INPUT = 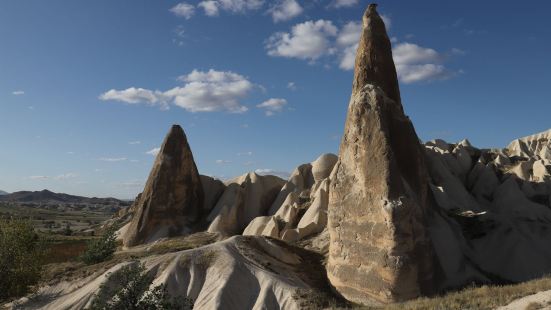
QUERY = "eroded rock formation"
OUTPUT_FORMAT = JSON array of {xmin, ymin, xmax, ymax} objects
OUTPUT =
[
  {"xmin": 326, "ymin": 4, "xmax": 434, "ymax": 305},
  {"xmin": 122, "ymin": 125, "xmax": 204, "ymax": 247},
  {"xmin": 243, "ymin": 153, "xmax": 338, "ymax": 243}
]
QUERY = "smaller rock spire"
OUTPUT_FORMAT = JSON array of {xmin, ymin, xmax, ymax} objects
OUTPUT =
[
  {"xmin": 352, "ymin": 3, "xmax": 401, "ymax": 105},
  {"xmin": 123, "ymin": 124, "xmax": 204, "ymax": 247}
]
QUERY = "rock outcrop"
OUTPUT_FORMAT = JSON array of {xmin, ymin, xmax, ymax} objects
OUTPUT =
[
  {"xmin": 11, "ymin": 235, "xmax": 335, "ymax": 310},
  {"xmin": 507, "ymin": 129, "xmax": 551, "ymax": 161},
  {"xmin": 206, "ymin": 172, "xmax": 285, "ymax": 236},
  {"xmin": 243, "ymin": 153, "xmax": 337, "ymax": 244},
  {"xmin": 425, "ymin": 132, "xmax": 551, "ymax": 289},
  {"xmin": 326, "ymin": 4, "xmax": 434, "ymax": 305},
  {"xmin": 122, "ymin": 125, "xmax": 204, "ymax": 247}
]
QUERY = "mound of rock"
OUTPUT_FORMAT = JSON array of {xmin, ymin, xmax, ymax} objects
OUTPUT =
[
  {"xmin": 243, "ymin": 153, "xmax": 337, "ymax": 243},
  {"xmin": 425, "ymin": 131, "xmax": 551, "ymax": 289},
  {"xmin": 122, "ymin": 125, "xmax": 204, "ymax": 247},
  {"xmin": 206, "ymin": 172, "xmax": 286, "ymax": 236},
  {"xmin": 11, "ymin": 236, "xmax": 334, "ymax": 310}
]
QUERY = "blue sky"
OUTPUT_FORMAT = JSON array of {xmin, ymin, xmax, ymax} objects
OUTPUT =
[{"xmin": 1, "ymin": 0, "xmax": 550, "ymax": 198}]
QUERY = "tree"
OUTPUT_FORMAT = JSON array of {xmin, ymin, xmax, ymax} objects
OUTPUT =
[
  {"xmin": 90, "ymin": 262, "xmax": 193, "ymax": 310},
  {"xmin": 80, "ymin": 225, "xmax": 117, "ymax": 265},
  {"xmin": 0, "ymin": 218, "xmax": 45, "ymax": 302}
]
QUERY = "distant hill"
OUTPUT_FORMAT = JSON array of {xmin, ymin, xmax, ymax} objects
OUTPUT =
[
  {"xmin": 0, "ymin": 190, "xmax": 8, "ymax": 195},
  {"xmin": 0, "ymin": 189, "xmax": 130, "ymax": 206}
]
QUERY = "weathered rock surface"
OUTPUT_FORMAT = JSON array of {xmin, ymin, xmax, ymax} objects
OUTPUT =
[
  {"xmin": 122, "ymin": 125, "xmax": 204, "ymax": 247},
  {"xmin": 11, "ymin": 236, "xmax": 334, "ymax": 310},
  {"xmin": 507, "ymin": 129, "xmax": 551, "ymax": 161},
  {"xmin": 424, "ymin": 132, "xmax": 551, "ymax": 289},
  {"xmin": 207, "ymin": 172, "xmax": 285, "ymax": 236},
  {"xmin": 243, "ymin": 153, "xmax": 338, "ymax": 243},
  {"xmin": 326, "ymin": 4, "xmax": 434, "ymax": 305}
]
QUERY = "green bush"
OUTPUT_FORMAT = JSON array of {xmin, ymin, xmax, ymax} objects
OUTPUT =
[
  {"xmin": 81, "ymin": 225, "xmax": 117, "ymax": 265},
  {"xmin": 90, "ymin": 262, "xmax": 193, "ymax": 310},
  {"xmin": 0, "ymin": 218, "xmax": 45, "ymax": 302}
]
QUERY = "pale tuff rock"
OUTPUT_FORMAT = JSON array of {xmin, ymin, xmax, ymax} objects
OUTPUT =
[
  {"xmin": 242, "ymin": 154, "xmax": 337, "ymax": 243},
  {"xmin": 507, "ymin": 128, "xmax": 551, "ymax": 160},
  {"xmin": 326, "ymin": 3, "xmax": 434, "ymax": 305},
  {"xmin": 207, "ymin": 172, "xmax": 285, "ymax": 236},
  {"xmin": 122, "ymin": 125, "xmax": 204, "ymax": 247},
  {"xmin": 12, "ymin": 236, "xmax": 326, "ymax": 310},
  {"xmin": 424, "ymin": 134, "xmax": 551, "ymax": 289}
]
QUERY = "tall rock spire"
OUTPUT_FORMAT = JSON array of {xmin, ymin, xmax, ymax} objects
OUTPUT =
[
  {"xmin": 123, "ymin": 124, "xmax": 204, "ymax": 247},
  {"xmin": 327, "ymin": 3, "xmax": 434, "ymax": 305},
  {"xmin": 352, "ymin": 4, "xmax": 401, "ymax": 105}
]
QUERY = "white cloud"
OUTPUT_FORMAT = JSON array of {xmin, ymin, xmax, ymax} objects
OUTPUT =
[
  {"xmin": 266, "ymin": 20, "xmax": 337, "ymax": 61},
  {"xmin": 198, "ymin": 0, "xmax": 263, "ymax": 16},
  {"xmin": 392, "ymin": 42, "xmax": 458, "ymax": 83},
  {"xmin": 168, "ymin": 69, "xmax": 252, "ymax": 113},
  {"xmin": 331, "ymin": 20, "xmax": 461, "ymax": 83},
  {"xmin": 287, "ymin": 82, "xmax": 297, "ymax": 90},
  {"xmin": 170, "ymin": 2, "xmax": 195, "ymax": 19},
  {"xmin": 146, "ymin": 147, "xmax": 160, "ymax": 156},
  {"xmin": 336, "ymin": 21, "xmax": 361, "ymax": 46},
  {"xmin": 99, "ymin": 157, "xmax": 127, "ymax": 162},
  {"xmin": 216, "ymin": 159, "xmax": 232, "ymax": 164},
  {"xmin": 218, "ymin": 0, "xmax": 264, "ymax": 13},
  {"xmin": 392, "ymin": 43, "xmax": 442, "ymax": 66},
  {"xmin": 12, "ymin": 90, "xmax": 25, "ymax": 96},
  {"xmin": 332, "ymin": 0, "xmax": 358, "ymax": 8},
  {"xmin": 381, "ymin": 14, "xmax": 392, "ymax": 29},
  {"xmin": 395, "ymin": 64, "xmax": 451, "ymax": 84},
  {"xmin": 28, "ymin": 173, "xmax": 77, "ymax": 181},
  {"xmin": 54, "ymin": 173, "xmax": 78, "ymax": 180},
  {"xmin": 198, "ymin": 1, "xmax": 220, "ymax": 16},
  {"xmin": 99, "ymin": 87, "xmax": 169, "ymax": 110},
  {"xmin": 128, "ymin": 141, "xmax": 141, "ymax": 145},
  {"xmin": 329, "ymin": 0, "xmax": 359, "ymax": 8},
  {"xmin": 100, "ymin": 69, "xmax": 255, "ymax": 113},
  {"xmin": 336, "ymin": 21, "xmax": 361, "ymax": 70},
  {"xmin": 338, "ymin": 43, "xmax": 358, "ymax": 70},
  {"xmin": 269, "ymin": 0, "xmax": 303, "ymax": 22},
  {"xmin": 117, "ymin": 180, "xmax": 144, "ymax": 188},
  {"xmin": 237, "ymin": 151, "xmax": 253, "ymax": 156},
  {"xmin": 268, "ymin": 14, "xmax": 462, "ymax": 86},
  {"xmin": 256, "ymin": 98, "xmax": 287, "ymax": 116},
  {"xmin": 254, "ymin": 169, "xmax": 290, "ymax": 179}
]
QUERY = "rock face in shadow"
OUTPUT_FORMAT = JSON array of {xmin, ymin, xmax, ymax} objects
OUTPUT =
[
  {"xmin": 123, "ymin": 125, "xmax": 204, "ymax": 247},
  {"xmin": 326, "ymin": 4, "xmax": 434, "ymax": 305}
]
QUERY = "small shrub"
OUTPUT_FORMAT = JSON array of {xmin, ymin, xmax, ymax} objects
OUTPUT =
[
  {"xmin": 80, "ymin": 225, "xmax": 117, "ymax": 265},
  {"xmin": 0, "ymin": 218, "xmax": 45, "ymax": 302},
  {"xmin": 90, "ymin": 262, "xmax": 193, "ymax": 310},
  {"xmin": 63, "ymin": 223, "xmax": 73, "ymax": 236}
]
